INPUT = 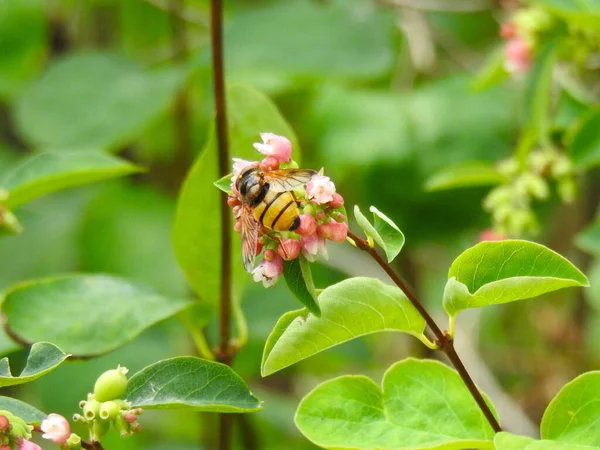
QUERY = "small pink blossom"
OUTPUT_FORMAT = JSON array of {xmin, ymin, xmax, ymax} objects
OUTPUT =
[
  {"xmin": 259, "ymin": 156, "xmax": 280, "ymax": 172},
  {"xmin": 253, "ymin": 133, "xmax": 292, "ymax": 163},
  {"xmin": 0, "ymin": 415, "xmax": 8, "ymax": 431},
  {"xmin": 307, "ymin": 174, "xmax": 336, "ymax": 204},
  {"xmin": 278, "ymin": 239, "xmax": 301, "ymax": 260},
  {"xmin": 296, "ymin": 214, "xmax": 317, "ymax": 236},
  {"xmin": 124, "ymin": 412, "xmax": 137, "ymax": 423},
  {"xmin": 327, "ymin": 193, "xmax": 344, "ymax": 209},
  {"xmin": 500, "ymin": 21, "xmax": 516, "ymax": 39},
  {"xmin": 252, "ymin": 255, "xmax": 284, "ymax": 288},
  {"xmin": 329, "ymin": 221, "xmax": 348, "ymax": 243},
  {"xmin": 479, "ymin": 229, "xmax": 505, "ymax": 242},
  {"xmin": 227, "ymin": 196, "xmax": 240, "ymax": 207},
  {"xmin": 300, "ymin": 233, "xmax": 328, "ymax": 262},
  {"xmin": 505, "ymin": 37, "xmax": 532, "ymax": 72},
  {"xmin": 41, "ymin": 413, "xmax": 70, "ymax": 444},
  {"xmin": 16, "ymin": 439, "xmax": 41, "ymax": 450}
]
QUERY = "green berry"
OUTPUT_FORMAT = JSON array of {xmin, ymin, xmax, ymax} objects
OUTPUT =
[
  {"xmin": 93, "ymin": 366, "xmax": 129, "ymax": 402},
  {"xmin": 99, "ymin": 401, "xmax": 120, "ymax": 421},
  {"xmin": 83, "ymin": 399, "xmax": 101, "ymax": 420}
]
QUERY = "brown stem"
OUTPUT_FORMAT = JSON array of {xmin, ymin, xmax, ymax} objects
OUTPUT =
[
  {"xmin": 81, "ymin": 441, "xmax": 105, "ymax": 450},
  {"xmin": 346, "ymin": 229, "xmax": 502, "ymax": 433},
  {"xmin": 210, "ymin": 0, "xmax": 235, "ymax": 448}
]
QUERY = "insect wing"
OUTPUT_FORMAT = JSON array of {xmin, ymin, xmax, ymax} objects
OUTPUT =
[
  {"xmin": 240, "ymin": 207, "xmax": 260, "ymax": 272},
  {"xmin": 263, "ymin": 169, "xmax": 316, "ymax": 192}
]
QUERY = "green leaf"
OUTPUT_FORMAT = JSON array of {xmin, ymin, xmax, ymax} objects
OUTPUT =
[
  {"xmin": 213, "ymin": 173, "xmax": 234, "ymax": 195},
  {"xmin": 444, "ymin": 240, "xmax": 589, "ymax": 316},
  {"xmin": 295, "ymin": 358, "xmax": 497, "ymax": 450},
  {"xmin": 524, "ymin": 41, "xmax": 558, "ymax": 145},
  {"xmin": 494, "ymin": 432, "xmax": 595, "ymax": 450},
  {"xmin": 282, "ymin": 255, "xmax": 320, "ymax": 317},
  {"xmin": 0, "ymin": 397, "xmax": 46, "ymax": 424},
  {"xmin": 472, "ymin": 47, "xmax": 510, "ymax": 92},
  {"xmin": 0, "ymin": 151, "xmax": 141, "ymax": 209},
  {"xmin": 570, "ymin": 109, "xmax": 600, "ymax": 169},
  {"xmin": 173, "ymin": 83, "xmax": 301, "ymax": 305},
  {"xmin": 353, "ymin": 205, "xmax": 405, "ymax": 263},
  {"xmin": 541, "ymin": 371, "xmax": 600, "ymax": 446},
  {"xmin": 125, "ymin": 357, "xmax": 262, "ymax": 412},
  {"xmin": 425, "ymin": 162, "xmax": 507, "ymax": 192},
  {"xmin": 2, "ymin": 275, "xmax": 195, "ymax": 357},
  {"xmin": 0, "ymin": 342, "xmax": 68, "ymax": 388},
  {"xmin": 262, "ymin": 277, "xmax": 426, "ymax": 376},
  {"xmin": 15, "ymin": 52, "xmax": 187, "ymax": 149}
]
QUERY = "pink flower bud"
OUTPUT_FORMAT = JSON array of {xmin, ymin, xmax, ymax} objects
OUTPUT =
[
  {"xmin": 300, "ymin": 233, "xmax": 328, "ymax": 262},
  {"xmin": 278, "ymin": 239, "xmax": 301, "ymax": 260},
  {"xmin": 16, "ymin": 439, "xmax": 41, "ymax": 450},
  {"xmin": 253, "ymin": 133, "xmax": 293, "ymax": 163},
  {"xmin": 505, "ymin": 37, "xmax": 532, "ymax": 72},
  {"xmin": 307, "ymin": 174, "xmax": 336, "ymax": 204},
  {"xmin": 124, "ymin": 413, "xmax": 137, "ymax": 423},
  {"xmin": 41, "ymin": 413, "xmax": 70, "ymax": 444},
  {"xmin": 0, "ymin": 445, "xmax": 12, "ymax": 450},
  {"xmin": 296, "ymin": 214, "xmax": 317, "ymax": 236},
  {"xmin": 327, "ymin": 193, "xmax": 344, "ymax": 209},
  {"xmin": 0, "ymin": 415, "xmax": 9, "ymax": 431},
  {"xmin": 264, "ymin": 249, "xmax": 277, "ymax": 261},
  {"xmin": 479, "ymin": 229, "xmax": 505, "ymax": 242},
  {"xmin": 329, "ymin": 221, "xmax": 348, "ymax": 243},
  {"xmin": 317, "ymin": 222, "xmax": 334, "ymax": 239},
  {"xmin": 500, "ymin": 21, "xmax": 516, "ymax": 39},
  {"xmin": 316, "ymin": 211, "xmax": 326, "ymax": 221},
  {"xmin": 259, "ymin": 156, "xmax": 280, "ymax": 172},
  {"xmin": 227, "ymin": 196, "xmax": 240, "ymax": 207},
  {"xmin": 234, "ymin": 221, "xmax": 242, "ymax": 233},
  {"xmin": 256, "ymin": 241, "xmax": 264, "ymax": 255}
]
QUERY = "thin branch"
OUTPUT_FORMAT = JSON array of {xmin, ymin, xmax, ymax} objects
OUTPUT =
[
  {"xmin": 81, "ymin": 441, "xmax": 105, "ymax": 450},
  {"xmin": 210, "ymin": 0, "xmax": 235, "ymax": 448},
  {"xmin": 346, "ymin": 230, "xmax": 502, "ymax": 433}
]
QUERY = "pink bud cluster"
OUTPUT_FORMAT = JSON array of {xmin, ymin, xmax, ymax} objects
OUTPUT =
[
  {"xmin": 500, "ymin": 20, "xmax": 532, "ymax": 73},
  {"xmin": 229, "ymin": 133, "xmax": 348, "ymax": 288}
]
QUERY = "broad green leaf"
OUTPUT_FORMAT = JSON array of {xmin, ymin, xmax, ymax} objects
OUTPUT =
[
  {"xmin": 15, "ymin": 52, "xmax": 187, "ymax": 149},
  {"xmin": 282, "ymin": 255, "xmax": 320, "ymax": 317},
  {"xmin": 173, "ymin": 83, "xmax": 301, "ymax": 305},
  {"xmin": 541, "ymin": 371, "xmax": 600, "ymax": 446},
  {"xmin": 262, "ymin": 278, "xmax": 426, "ymax": 376},
  {"xmin": 425, "ymin": 163, "xmax": 507, "ymax": 191},
  {"xmin": 0, "ymin": 342, "xmax": 68, "ymax": 388},
  {"xmin": 444, "ymin": 240, "xmax": 588, "ymax": 316},
  {"xmin": 295, "ymin": 358, "xmax": 497, "ymax": 450},
  {"xmin": 353, "ymin": 206, "xmax": 405, "ymax": 262},
  {"xmin": 472, "ymin": 47, "xmax": 509, "ymax": 92},
  {"xmin": 125, "ymin": 357, "xmax": 262, "ymax": 412},
  {"xmin": 570, "ymin": 109, "xmax": 600, "ymax": 169},
  {"xmin": 0, "ymin": 0, "xmax": 46, "ymax": 100},
  {"xmin": 524, "ymin": 41, "xmax": 558, "ymax": 145},
  {"xmin": 0, "ymin": 397, "xmax": 46, "ymax": 424},
  {"xmin": 494, "ymin": 432, "xmax": 596, "ymax": 450},
  {"xmin": 0, "ymin": 151, "xmax": 141, "ymax": 209},
  {"xmin": 2, "ymin": 275, "xmax": 196, "ymax": 357},
  {"xmin": 213, "ymin": 173, "xmax": 234, "ymax": 195}
]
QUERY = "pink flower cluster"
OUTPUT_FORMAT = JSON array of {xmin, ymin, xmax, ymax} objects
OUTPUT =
[
  {"xmin": 0, "ymin": 412, "xmax": 71, "ymax": 450},
  {"xmin": 229, "ymin": 133, "xmax": 348, "ymax": 288},
  {"xmin": 500, "ymin": 21, "xmax": 532, "ymax": 73}
]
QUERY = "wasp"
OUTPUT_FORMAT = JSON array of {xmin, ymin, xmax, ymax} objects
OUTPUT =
[{"xmin": 234, "ymin": 166, "xmax": 316, "ymax": 272}]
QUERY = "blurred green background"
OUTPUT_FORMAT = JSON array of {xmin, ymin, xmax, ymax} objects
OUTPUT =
[{"xmin": 0, "ymin": 0, "xmax": 597, "ymax": 448}]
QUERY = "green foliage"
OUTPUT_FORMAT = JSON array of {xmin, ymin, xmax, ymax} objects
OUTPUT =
[
  {"xmin": 261, "ymin": 278, "xmax": 426, "ymax": 376},
  {"xmin": 173, "ymin": 83, "xmax": 301, "ymax": 306},
  {"xmin": 125, "ymin": 357, "xmax": 262, "ymax": 412},
  {"xmin": 282, "ymin": 255, "xmax": 320, "ymax": 317},
  {"xmin": 0, "ymin": 397, "xmax": 46, "ymax": 424},
  {"xmin": 2, "ymin": 275, "xmax": 196, "ymax": 357},
  {"xmin": 295, "ymin": 358, "xmax": 497, "ymax": 450},
  {"xmin": 425, "ymin": 162, "xmax": 508, "ymax": 192},
  {"xmin": 569, "ymin": 109, "xmax": 600, "ymax": 169},
  {"xmin": 15, "ymin": 52, "xmax": 188, "ymax": 149},
  {"xmin": 0, "ymin": 342, "xmax": 68, "ymax": 387},
  {"xmin": 353, "ymin": 206, "xmax": 405, "ymax": 262},
  {"xmin": 443, "ymin": 240, "xmax": 588, "ymax": 316},
  {"xmin": 0, "ymin": 151, "xmax": 141, "ymax": 209}
]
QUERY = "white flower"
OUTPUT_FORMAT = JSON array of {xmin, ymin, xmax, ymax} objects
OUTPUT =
[
  {"xmin": 41, "ymin": 413, "xmax": 70, "ymax": 444},
  {"xmin": 253, "ymin": 133, "xmax": 292, "ymax": 163},
  {"xmin": 306, "ymin": 174, "xmax": 336, "ymax": 204},
  {"xmin": 251, "ymin": 256, "xmax": 283, "ymax": 288},
  {"xmin": 300, "ymin": 233, "xmax": 328, "ymax": 262}
]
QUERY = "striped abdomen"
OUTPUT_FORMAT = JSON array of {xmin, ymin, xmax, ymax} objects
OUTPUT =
[{"xmin": 252, "ymin": 189, "xmax": 300, "ymax": 232}]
